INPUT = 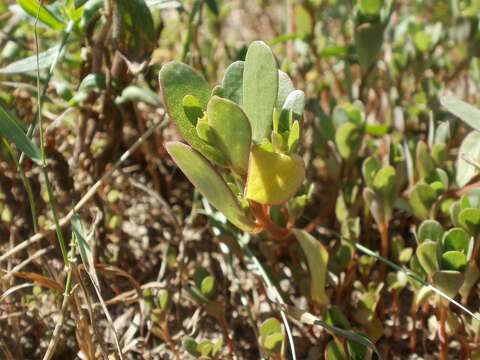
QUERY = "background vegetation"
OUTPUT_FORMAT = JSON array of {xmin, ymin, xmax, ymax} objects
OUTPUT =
[{"xmin": 1, "ymin": 0, "xmax": 480, "ymax": 359}]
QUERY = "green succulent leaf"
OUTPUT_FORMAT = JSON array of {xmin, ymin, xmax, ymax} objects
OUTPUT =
[
  {"xmin": 416, "ymin": 240, "xmax": 439, "ymax": 276},
  {"xmin": 206, "ymin": 96, "xmax": 252, "ymax": 175},
  {"xmin": 362, "ymin": 156, "xmax": 381, "ymax": 188},
  {"xmin": 325, "ymin": 340, "xmax": 347, "ymax": 360},
  {"xmin": 200, "ymin": 276, "xmax": 216, "ymax": 298},
  {"xmin": 263, "ymin": 332, "xmax": 284, "ymax": 352},
  {"xmin": 281, "ymin": 90, "xmax": 305, "ymax": 121},
  {"xmin": 417, "ymin": 219, "xmax": 444, "ymax": 244},
  {"xmin": 442, "ymin": 228, "xmax": 471, "ymax": 253},
  {"xmin": 372, "ymin": 165, "xmax": 396, "ymax": 209},
  {"xmin": 293, "ymin": 229, "xmax": 330, "ymax": 306},
  {"xmin": 277, "ymin": 70, "xmax": 295, "ymax": 109},
  {"xmin": 459, "ymin": 263, "xmax": 480, "ymax": 299},
  {"xmin": 324, "ymin": 306, "xmax": 351, "ymax": 330},
  {"xmin": 160, "ymin": 62, "xmax": 227, "ymax": 166},
  {"xmin": 182, "ymin": 94, "xmax": 204, "ymax": 125},
  {"xmin": 416, "ymin": 141, "xmax": 434, "ymax": 180},
  {"xmin": 183, "ymin": 336, "xmax": 200, "ymax": 357},
  {"xmin": 115, "ymin": 85, "xmax": 162, "ymax": 107},
  {"xmin": 165, "ymin": 142, "xmax": 255, "ymax": 232},
  {"xmin": 441, "ymin": 96, "xmax": 480, "ymax": 132},
  {"xmin": 245, "ymin": 145, "xmax": 305, "ymax": 205},
  {"xmin": 222, "ymin": 61, "xmax": 244, "ymax": 105},
  {"xmin": 197, "ymin": 340, "xmax": 214, "ymax": 357},
  {"xmin": 456, "ymin": 131, "xmax": 480, "ymax": 188},
  {"xmin": 408, "ymin": 182, "xmax": 437, "ymax": 220},
  {"xmin": 441, "ymin": 251, "xmax": 467, "ymax": 271},
  {"xmin": 260, "ymin": 317, "xmax": 282, "ymax": 337},
  {"xmin": 433, "ymin": 271, "xmax": 464, "ymax": 298},
  {"xmin": 459, "ymin": 208, "xmax": 480, "ymax": 236},
  {"xmin": 335, "ymin": 122, "xmax": 364, "ymax": 162},
  {"xmin": 363, "ymin": 187, "xmax": 384, "ymax": 225},
  {"xmin": 243, "ymin": 41, "xmax": 279, "ymax": 143},
  {"xmin": 354, "ymin": 20, "xmax": 384, "ymax": 71},
  {"xmin": 358, "ymin": 0, "xmax": 382, "ymax": 16},
  {"xmin": 113, "ymin": 0, "xmax": 155, "ymax": 63}
]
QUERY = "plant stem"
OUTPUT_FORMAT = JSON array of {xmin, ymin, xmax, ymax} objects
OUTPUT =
[
  {"xmin": 379, "ymin": 221, "xmax": 389, "ymax": 280},
  {"xmin": 438, "ymin": 304, "xmax": 448, "ymax": 360}
]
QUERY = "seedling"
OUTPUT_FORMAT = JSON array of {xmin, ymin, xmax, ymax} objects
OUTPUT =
[{"xmin": 160, "ymin": 41, "xmax": 306, "ymax": 238}]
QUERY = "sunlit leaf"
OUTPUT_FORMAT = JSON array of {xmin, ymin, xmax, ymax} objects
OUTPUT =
[
  {"xmin": 456, "ymin": 131, "xmax": 480, "ymax": 188},
  {"xmin": 17, "ymin": 0, "xmax": 64, "ymax": 30},
  {"xmin": 441, "ymin": 96, "xmax": 480, "ymax": 132},
  {"xmin": 243, "ymin": 41, "xmax": 278, "ymax": 143},
  {"xmin": 245, "ymin": 145, "xmax": 305, "ymax": 205},
  {"xmin": 293, "ymin": 229, "xmax": 330, "ymax": 306},
  {"xmin": 206, "ymin": 96, "xmax": 252, "ymax": 175},
  {"xmin": 159, "ymin": 62, "xmax": 227, "ymax": 165},
  {"xmin": 165, "ymin": 142, "xmax": 255, "ymax": 232},
  {"xmin": 0, "ymin": 101, "xmax": 42, "ymax": 165},
  {"xmin": 222, "ymin": 61, "xmax": 244, "ymax": 105}
]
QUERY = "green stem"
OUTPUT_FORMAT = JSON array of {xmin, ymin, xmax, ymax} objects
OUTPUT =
[{"xmin": 42, "ymin": 167, "xmax": 69, "ymax": 265}]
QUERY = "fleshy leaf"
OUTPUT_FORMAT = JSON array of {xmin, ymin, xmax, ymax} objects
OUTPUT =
[
  {"xmin": 243, "ymin": 41, "xmax": 279, "ymax": 143},
  {"xmin": 206, "ymin": 96, "xmax": 252, "ymax": 175},
  {"xmin": 416, "ymin": 140, "xmax": 434, "ymax": 179},
  {"xmin": 165, "ymin": 142, "xmax": 255, "ymax": 232},
  {"xmin": 245, "ymin": 145, "xmax": 305, "ymax": 205},
  {"xmin": 363, "ymin": 187, "xmax": 384, "ymax": 225},
  {"xmin": 459, "ymin": 208, "xmax": 480, "ymax": 236},
  {"xmin": 416, "ymin": 240, "xmax": 439, "ymax": 276},
  {"xmin": 372, "ymin": 165, "xmax": 396, "ymax": 210},
  {"xmin": 335, "ymin": 121, "xmax": 364, "ymax": 162},
  {"xmin": 433, "ymin": 271, "xmax": 464, "ymax": 298},
  {"xmin": 417, "ymin": 219, "xmax": 444, "ymax": 244},
  {"xmin": 441, "ymin": 251, "xmax": 467, "ymax": 271},
  {"xmin": 277, "ymin": 70, "xmax": 295, "ymax": 109},
  {"xmin": 113, "ymin": 0, "xmax": 155, "ymax": 63},
  {"xmin": 459, "ymin": 263, "xmax": 480, "ymax": 299},
  {"xmin": 362, "ymin": 156, "xmax": 381, "ymax": 188},
  {"xmin": 159, "ymin": 62, "xmax": 227, "ymax": 165},
  {"xmin": 456, "ymin": 131, "xmax": 480, "ymax": 188},
  {"xmin": 325, "ymin": 340, "xmax": 347, "ymax": 360},
  {"xmin": 443, "ymin": 228, "xmax": 471, "ymax": 253},
  {"xmin": 182, "ymin": 95, "xmax": 204, "ymax": 125},
  {"xmin": 354, "ymin": 21, "xmax": 384, "ymax": 71},
  {"xmin": 441, "ymin": 96, "xmax": 480, "ymax": 132},
  {"xmin": 408, "ymin": 182, "xmax": 437, "ymax": 220},
  {"xmin": 222, "ymin": 61, "xmax": 244, "ymax": 105},
  {"xmin": 293, "ymin": 229, "xmax": 330, "ymax": 306}
]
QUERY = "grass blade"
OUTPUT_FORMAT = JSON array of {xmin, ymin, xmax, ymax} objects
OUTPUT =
[{"xmin": 0, "ymin": 101, "xmax": 42, "ymax": 164}]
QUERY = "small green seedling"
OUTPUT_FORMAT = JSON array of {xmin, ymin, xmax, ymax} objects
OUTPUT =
[
  {"xmin": 259, "ymin": 317, "xmax": 285, "ymax": 359},
  {"xmin": 183, "ymin": 336, "xmax": 223, "ymax": 359},
  {"xmin": 160, "ymin": 41, "xmax": 306, "ymax": 236}
]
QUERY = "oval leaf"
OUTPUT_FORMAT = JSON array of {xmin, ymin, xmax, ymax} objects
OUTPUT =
[
  {"xmin": 293, "ymin": 229, "xmax": 330, "ymax": 306},
  {"xmin": 245, "ymin": 145, "xmax": 305, "ymax": 205},
  {"xmin": 456, "ymin": 131, "xmax": 480, "ymax": 188},
  {"xmin": 441, "ymin": 96, "xmax": 480, "ymax": 132},
  {"xmin": 206, "ymin": 96, "xmax": 252, "ymax": 175},
  {"xmin": 159, "ymin": 62, "xmax": 227, "ymax": 166},
  {"xmin": 243, "ymin": 41, "xmax": 278, "ymax": 143},
  {"xmin": 222, "ymin": 60, "xmax": 244, "ymax": 105},
  {"xmin": 165, "ymin": 142, "xmax": 255, "ymax": 232}
]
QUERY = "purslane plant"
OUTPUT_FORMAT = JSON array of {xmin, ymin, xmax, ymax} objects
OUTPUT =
[{"xmin": 160, "ymin": 41, "xmax": 306, "ymax": 238}]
